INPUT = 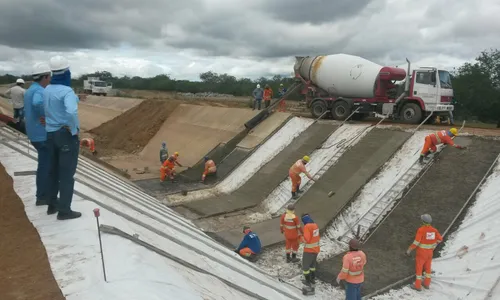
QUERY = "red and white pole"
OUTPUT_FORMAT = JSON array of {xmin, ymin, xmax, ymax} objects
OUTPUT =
[{"xmin": 93, "ymin": 208, "xmax": 107, "ymax": 282}]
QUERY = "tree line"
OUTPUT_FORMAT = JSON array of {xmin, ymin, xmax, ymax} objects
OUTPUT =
[{"xmin": 0, "ymin": 49, "xmax": 498, "ymax": 123}]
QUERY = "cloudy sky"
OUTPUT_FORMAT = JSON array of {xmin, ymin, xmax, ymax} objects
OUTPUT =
[{"xmin": 0, "ymin": 0, "xmax": 498, "ymax": 80}]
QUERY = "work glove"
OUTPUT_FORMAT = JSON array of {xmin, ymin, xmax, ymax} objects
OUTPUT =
[
  {"xmin": 336, "ymin": 276, "xmax": 341, "ymax": 285},
  {"xmin": 406, "ymin": 249, "xmax": 412, "ymax": 256}
]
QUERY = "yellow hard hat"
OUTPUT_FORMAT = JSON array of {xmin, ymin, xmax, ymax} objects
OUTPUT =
[
  {"xmin": 174, "ymin": 151, "xmax": 179, "ymax": 156},
  {"xmin": 449, "ymin": 128, "xmax": 458, "ymax": 136},
  {"xmin": 302, "ymin": 155, "xmax": 310, "ymax": 162}
]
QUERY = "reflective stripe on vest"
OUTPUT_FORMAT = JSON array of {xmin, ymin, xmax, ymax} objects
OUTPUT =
[
  {"xmin": 433, "ymin": 133, "xmax": 442, "ymax": 144},
  {"xmin": 305, "ymin": 242, "xmax": 319, "ymax": 248},
  {"xmin": 283, "ymin": 225, "xmax": 299, "ymax": 230},
  {"xmin": 413, "ymin": 240, "xmax": 438, "ymax": 249},
  {"xmin": 341, "ymin": 267, "xmax": 363, "ymax": 276}
]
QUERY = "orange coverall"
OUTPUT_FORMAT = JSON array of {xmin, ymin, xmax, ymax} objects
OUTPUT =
[
  {"xmin": 160, "ymin": 154, "xmax": 181, "ymax": 182},
  {"xmin": 409, "ymin": 225, "xmax": 443, "ymax": 289},
  {"xmin": 302, "ymin": 222, "xmax": 320, "ymax": 277},
  {"xmin": 421, "ymin": 130, "xmax": 459, "ymax": 156},
  {"xmin": 263, "ymin": 88, "xmax": 273, "ymax": 101},
  {"xmin": 338, "ymin": 250, "xmax": 367, "ymax": 284},
  {"xmin": 80, "ymin": 138, "xmax": 95, "ymax": 153},
  {"xmin": 202, "ymin": 159, "xmax": 217, "ymax": 181},
  {"xmin": 280, "ymin": 212, "xmax": 303, "ymax": 255},
  {"xmin": 289, "ymin": 159, "xmax": 313, "ymax": 193}
]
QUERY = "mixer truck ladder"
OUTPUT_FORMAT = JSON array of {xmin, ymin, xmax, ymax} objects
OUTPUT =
[{"xmin": 269, "ymin": 81, "xmax": 301, "ymax": 112}]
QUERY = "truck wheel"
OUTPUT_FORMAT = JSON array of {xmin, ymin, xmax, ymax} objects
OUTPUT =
[
  {"xmin": 400, "ymin": 103, "xmax": 422, "ymax": 124},
  {"xmin": 332, "ymin": 101, "xmax": 351, "ymax": 120},
  {"xmin": 103, "ymin": 93, "xmax": 107, "ymax": 97},
  {"xmin": 311, "ymin": 100, "xmax": 328, "ymax": 119}
]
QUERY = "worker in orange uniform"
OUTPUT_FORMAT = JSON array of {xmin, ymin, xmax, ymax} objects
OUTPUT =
[
  {"xmin": 406, "ymin": 214, "xmax": 443, "ymax": 291},
  {"xmin": 336, "ymin": 239, "xmax": 367, "ymax": 300},
  {"xmin": 289, "ymin": 155, "xmax": 315, "ymax": 199},
  {"xmin": 280, "ymin": 204, "xmax": 302, "ymax": 263},
  {"xmin": 301, "ymin": 213, "xmax": 320, "ymax": 286},
  {"xmin": 263, "ymin": 84, "xmax": 273, "ymax": 108},
  {"xmin": 201, "ymin": 156, "xmax": 217, "ymax": 183},
  {"xmin": 419, "ymin": 128, "xmax": 466, "ymax": 164},
  {"xmin": 160, "ymin": 152, "xmax": 183, "ymax": 182},
  {"xmin": 80, "ymin": 137, "xmax": 97, "ymax": 155}
]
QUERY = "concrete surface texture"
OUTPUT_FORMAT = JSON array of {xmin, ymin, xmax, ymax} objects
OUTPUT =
[
  {"xmin": 78, "ymin": 103, "xmax": 122, "ymax": 131},
  {"xmin": 316, "ymin": 136, "xmax": 500, "ymax": 296},
  {"xmin": 80, "ymin": 95, "xmax": 143, "ymax": 112},
  {"xmin": 214, "ymin": 128, "xmax": 411, "ymax": 248},
  {"xmin": 237, "ymin": 112, "xmax": 291, "ymax": 149},
  {"xmin": 141, "ymin": 104, "xmax": 258, "ymax": 167},
  {"xmin": 176, "ymin": 122, "xmax": 336, "ymax": 217}
]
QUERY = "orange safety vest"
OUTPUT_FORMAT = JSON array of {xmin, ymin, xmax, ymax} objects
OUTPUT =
[
  {"xmin": 280, "ymin": 212, "xmax": 302, "ymax": 239},
  {"xmin": 303, "ymin": 223, "xmax": 320, "ymax": 253},
  {"xmin": 263, "ymin": 88, "xmax": 273, "ymax": 101},
  {"xmin": 409, "ymin": 225, "xmax": 443, "ymax": 254},
  {"xmin": 428, "ymin": 130, "xmax": 454, "ymax": 146},
  {"xmin": 338, "ymin": 250, "xmax": 367, "ymax": 284},
  {"xmin": 162, "ymin": 159, "xmax": 175, "ymax": 170}
]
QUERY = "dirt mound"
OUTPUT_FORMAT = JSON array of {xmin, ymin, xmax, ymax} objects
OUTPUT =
[
  {"xmin": 89, "ymin": 99, "xmax": 181, "ymax": 156},
  {"xmin": 0, "ymin": 163, "xmax": 64, "ymax": 300}
]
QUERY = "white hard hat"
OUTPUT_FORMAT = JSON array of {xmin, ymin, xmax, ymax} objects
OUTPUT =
[
  {"xmin": 16, "ymin": 78, "xmax": 25, "ymax": 84},
  {"xmin": 32, "ymin": 63, "xmax": 52, "ymax": 78},
  {"xmin": 256, "ymin": 84, "xmax": 261, "ymax": 88},
  {"xmin": 49, "ymin": 55, "xmax": 70, "ymax": 74}
]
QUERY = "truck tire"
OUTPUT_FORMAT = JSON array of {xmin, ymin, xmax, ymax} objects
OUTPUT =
[
  {"xmin": 311, "ymin": 100, "xmax": 328, "ymax": 119},
  {"xmin": 332, "ymin": 101, "xmax": 351, "ymax": 120},
  {"xmin": 400, "ymin": 102, "xmax": 422, "ymax": 124},
  {"xmin": 103, "ymin": 93, "xmax": 107, "ymax": 97}
]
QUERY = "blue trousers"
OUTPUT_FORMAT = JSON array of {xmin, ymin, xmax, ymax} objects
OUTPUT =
[
  {"xmin": 46, "ymin": 129, "xmax": 79, "ymax": 213},
  {"xmin": 31, "ymin": 141, "xmax": 50, "ymax": 201},
  {"xmin": 344, "ymin": 282, "xmax": 362, "ymax": 300},
  {"xmin": 253, "ymin": 99, "xmax": 262, "ymax": 110},
  {"xmin": 13, "ymin": 107, "xmax": 24, "ymax": 121}
]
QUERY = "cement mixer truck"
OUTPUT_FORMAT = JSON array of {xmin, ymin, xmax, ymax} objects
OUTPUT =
[{"xmin": 292, "ymin": 54, "xmax": 454, "ymax": 124}]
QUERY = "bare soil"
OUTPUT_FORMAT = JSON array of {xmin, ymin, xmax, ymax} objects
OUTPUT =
[{"xmin": 0, "ymin": 163, "xmax": 65, "ymax": 300}]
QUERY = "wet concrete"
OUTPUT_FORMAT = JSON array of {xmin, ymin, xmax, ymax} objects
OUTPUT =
[
  {"xmin": 316, "ymin": 136, "xmax": 500, "ymax": 296},
  {"xmin": 176, "ymin": 123, "xmax": 336, "ymax": 217},
  {"xmin": 214, "ymin": 128, "xmax": 411, "ymax": 248}
]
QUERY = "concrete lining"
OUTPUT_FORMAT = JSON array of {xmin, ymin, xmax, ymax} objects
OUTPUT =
[
  {"xmin": 176, "ymin": 123, "xmax": 336, "ymax": 217},
  {"xmin": 213, "ymin": 128, "xmax": 411, "ymax": 248}
]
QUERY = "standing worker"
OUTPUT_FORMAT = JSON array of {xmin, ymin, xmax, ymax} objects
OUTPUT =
[
  {"xmin": 160, "ymin": 152, "xmax": 183, "ymax": 182},
  {"xmin": 24, "ymin": 63, "xmax": 52, "ymax": 206},
  {"xmin": 419, "ymin": 128, "xmax": 466, "ymax": 163},
  {"xmin": 159, "ymin": 141, "xmax": 169, "ymax": 164},
  {"xmin": 263, "ymin": 84, "xmax": 273, "ymax": 108},
  {"xmin": 201, "ymin": 156, "xmax": 217, "ymax": 183},
  {"xmin": 278, "ymin": 83, "xmax": 287, "ymax": 97},
  {"xmin": 336, "ymin": 239, "xmax": 367, "ymax": 300},
  {"xmin": 278, "ymin": 83, "xmax": 287, "ymax": 112},
  {"xmin": 289, "ymin": 155, "xmax": 316, "ymax": 199},
  {"xmin": 406, "ymin": 214, "xmax": 443, "ymax": 291},
  {"xmin": 5, "ymin": 78, "xmax": 26, "ymax": 123},
  {"xmin": 80, "ymin": 137, "xmax": 97, "ymax": 155},
  {"xmin": 235, "ymin": 226, "xmax": 262, "ymax": 261},
  {"xmin": 252, "ymin": 84, "xmax": 263, "ymax": 111},
  {"xmin": 280, "ymin": 204, "xmax": 302, "ymax": 263},
  {"xmin": 301, "ymin": 213, "xmax": 320, "ymax": 286}
]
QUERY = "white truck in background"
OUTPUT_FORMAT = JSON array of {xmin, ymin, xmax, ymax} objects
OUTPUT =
[{"xmin": 83, "ymin": 77, "xmax": 112, "ymax": 96}]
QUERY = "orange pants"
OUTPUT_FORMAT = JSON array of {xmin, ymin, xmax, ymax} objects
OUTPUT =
[
  {"xmin": 414, "ymin": 251, "xmax": 433, "ymax": 289},
  {"xmin": 285, "ymin": 237, "xmax": 300, "ymax": 254},
  {"xmin": 289, "ymin": 172, "xmax": 301, "ymax": 192},
  {"xmin": 239, "ymin": 247, "xmax": 255, "ymax": 257},
  {"xmin": 160, "ymin": 166, "xmax": 175, "ymax": 181},
  {"xmin": 421, "ymin": 136, "xmax": 437, "ymax": 156},
  {"xmin": 278, "ymin": 99, "xmax": 286, "ymax": 112}
]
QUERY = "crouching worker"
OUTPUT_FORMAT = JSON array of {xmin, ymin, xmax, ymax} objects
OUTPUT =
[
  {"xmin": 234, "ymin": 226, "xmax": 261, "ymax": 262},
  {"xmin": 201, "ymin": 156, "xmax": 217, "ymax": 183},
  {"xmin": 80, "ymin": 137, "xmax": 97, "ymax": 155},
  {"xmin": 419, "ymin": 128, "xmax": 465, "ymax": 163}
]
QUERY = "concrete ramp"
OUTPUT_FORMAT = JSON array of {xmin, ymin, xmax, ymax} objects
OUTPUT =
[
  {"xmin": 141, "ymin": 104, "xmax": 258, "ymax": 167},
  {"xmin": 79, "ymin": 103, "xmax": 122, "ymax": 131},
  {"xmin": 237, "ymin": 112, "xmax": 291, "ymax": 149},
  {"xmin": 214, "ymin": 128, "xmax": 411, "ymax": 248},
  {"xmin": 80, "ymin": 96, "xmax": 143, "ymax": 112}
]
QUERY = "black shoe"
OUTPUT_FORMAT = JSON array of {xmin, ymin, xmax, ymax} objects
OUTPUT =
[
  {"xmin": 310, "ymin": 271, "xmax": 316, "ymax": 284},
  {"xmin": 291, "ymin": 254, "xmax": 300, "ymax": 263},
  {"xmin": 419, "ymin": 156, "xmax": 424, "ymax": 164},
  {"xmin": 57, "ymin": 210, "xmax": 82, "ymax": 220},
  {"xmin": 292, "ymin": 192, "xmax": 299, "ymax": 199},
  {"xmin": 36, "ymin": 199, "xmax": 48, "ymax": 206},
  {"xmin": 302, "ymin": 274, "xmax": 312, "ymax": 286},
  {"xmin": 286, "ymin": 254, "xmax": 292, "ymax": 263},
  {"xmin": 47, "ymin": 205, "xmax": 58, "ymax": 215}
]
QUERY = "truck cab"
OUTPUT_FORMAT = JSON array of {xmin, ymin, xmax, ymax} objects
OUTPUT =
[{"xmin": 83, "ymin": 77, "xmax": 112, "ymax": 96}]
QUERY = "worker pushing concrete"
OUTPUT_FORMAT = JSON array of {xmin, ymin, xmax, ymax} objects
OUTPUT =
[
  {"xmin": 159, "ymin": 141, "xmax": 169, "ymax": 164},
  {"xmin": 301, "ymin": 213, "xmax": 320, "ymax": 295},
  {"xmin": 406, "ymin": 214, "xmax": 443, "ymax": 291},
  {"xmin": 336, "ymin": 239, "xmax": 367, "ymax": 300},
  {"xmin": 160, "ymin": 152, "xmax": 182, "ymax": 183},
  {"xmin": 279, "ymin": 204, "xmax": 302, "ymax": 263},
  {"xmin": 419, "ymin": 128, "xmax": 466, "ymax": 164},
  {"xmin": 234, "ymin": 226, "xmax": 261, "ymax": 262},
  {"xmin": 289, "ymin": 155, "xmax": 316, "ymax": 199},
  {"xmin": 80, "ymin": 137, "xmax": 96, "ymax": 155},
  {"xmin": 201, "ymin": 156, "xmax": 217, "ymax": 183}
]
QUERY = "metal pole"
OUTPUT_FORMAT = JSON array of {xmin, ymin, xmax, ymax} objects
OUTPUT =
[{"xmin": 93, "ymin": 208, "xmax": 107, "ymax": 282}]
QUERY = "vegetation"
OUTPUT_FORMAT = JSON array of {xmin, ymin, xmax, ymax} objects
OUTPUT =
[{"xmin": 0, "ymin": 49, "xmax": 499, "ymax": 124}]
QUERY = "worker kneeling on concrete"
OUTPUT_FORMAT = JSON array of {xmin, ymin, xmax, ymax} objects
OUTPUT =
[
  {"xmin": 234, "ymin": 226, "xmax": 261, "ymax": 261},
  {"xmin": 160, "ymin": 152, "xmax": 183, "ymax": 182},
  {"xmin": 80, "ymin": 137, "xmax": 97, "ymax": 155},
  {"xmin": 336, "ymin": 239, "xmax": 367, "ymax": 300},
  {"xmin": 289, "ymin": 156, "xmax": 316, "ymax": 199},
  {"xmin": 201, "ymin": 156, "xmax": 217, "ymax": 183},
  {"xmin": 280, "ymin": 204, "xmax": 302, "ymax": 263},
  {"xmin": 419, "ymin": 128, "xmax": 466, "ymax": 163},
  {"xmin": 301, "ymin": 213, "xmax": 320, "ymax": 286},
  {"xmin": 406, "ymin": 214, "xmax": 443, "ymax": 291}
]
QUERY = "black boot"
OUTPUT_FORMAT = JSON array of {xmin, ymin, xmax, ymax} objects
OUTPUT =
[
  {"xmin": 286, "ymin": 253, "xmax": 292, "ymax": 263},
  {"xmin": 419, "ymin": 155, "xmax": 424, "ymax": 164},
  {"xmin": 57, "ymin": 210, "xmax": 82, "ymax": 220},
  {"xmin": 310, "ymin": 271, "xmax": 316, "ymax": 284},
  {"xmin": 292, "ymin": 192, "xmax": 298, "ymax": 199},
  {"xmin": 296, "ymin": 185, "xmax": 302, "ymax": 193},
  {"xmin": 291, "ymin": 253, "xmax": 300, "ymax": 263},
  {"xmin": 302, "ymin": 273, "xmax": 312, "ymax": 286}
]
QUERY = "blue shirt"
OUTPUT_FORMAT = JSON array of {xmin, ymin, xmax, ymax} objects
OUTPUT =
[
  {"xmin": 43, "ymin": 84, "xmax": 80, "ymax": 135},
  {"xmin": 24, "ymin": 82, "xmax": 47, "ymax": 142},
  {"xmin": 237, "ymin": 231, "xmax": 262, "ymax": 254}
]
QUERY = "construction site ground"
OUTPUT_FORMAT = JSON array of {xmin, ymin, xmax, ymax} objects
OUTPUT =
[
  {"xmin": 316, "ymin": 136, "xmax": 500, "ymax": 295},
  {"xmin": 0, "ymin": 163, "xmax": 64, "ymax": 300},
  {"xmin": 215, "ymin": 128, "xmax": 411, "ymax": 248}
]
